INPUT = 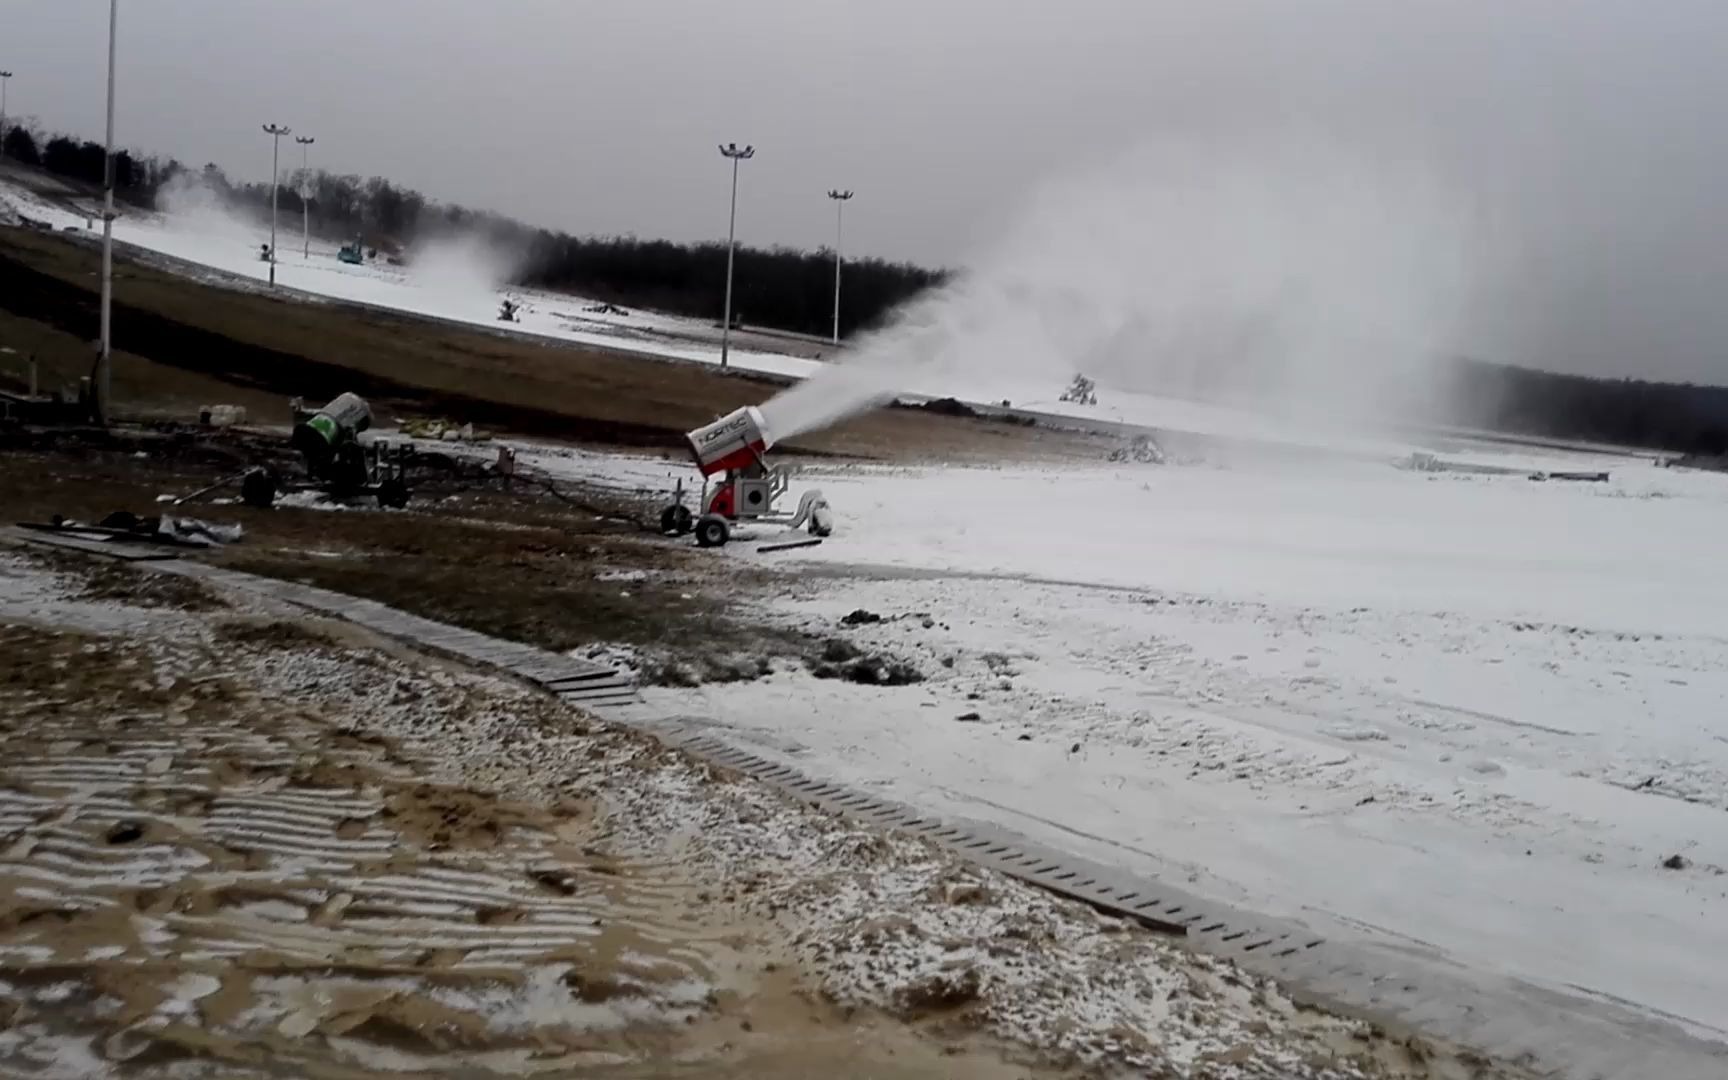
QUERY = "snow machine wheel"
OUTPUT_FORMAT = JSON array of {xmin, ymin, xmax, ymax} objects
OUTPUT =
[
  {"xmin": 376, "ymin": 478, "xmax": 410, "ymax": 509},
  {"xmin": 240, "ymin": 469, "xmax": 278, "ymax": 509},
  {"xmin": 660, "ymin": 504, "xmax": 694, "ymax": 536},
  {"xmin": 695, "ymin": 514, "xmax": 731, "ymax": 548}
]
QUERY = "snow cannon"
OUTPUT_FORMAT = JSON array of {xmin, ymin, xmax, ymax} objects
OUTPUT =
[
  {"xmin": 290, "ymin": 392, "xmax": 373, "ymax": 469},
  {"xmin": 664, "ymin": 405, "xmax": 830, "ymax": 548},
  {"xmin": 240, "ymin": 392, "xmax": 408, "ymax": 510},
  {"xmin": 685, "ymin": 405, "xmax": 773, "ymax": 477}
]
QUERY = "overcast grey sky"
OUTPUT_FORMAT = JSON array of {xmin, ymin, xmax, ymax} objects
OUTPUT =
[{"xmin": 7, "ymin": 1, "xmax": 1728, "ymax": 382}]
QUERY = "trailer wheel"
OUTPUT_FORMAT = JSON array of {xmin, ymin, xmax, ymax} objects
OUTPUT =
[
  {"xmin": 240, "ymin": 469, "xmax": 278, "ymax": 509},
  {"xmin": 377, "ymin": 478, "xmax": 410, "ymax": 509},
  {"xmin": 660, "ymin": 504, "xmax": 693, "ymax": 536},
  {"xmin": 695, "ymin": 514, "xmax": 731, "ymax": 548}
]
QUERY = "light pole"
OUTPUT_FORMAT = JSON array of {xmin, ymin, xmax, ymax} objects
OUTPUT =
[
  {"xmin": 826, "ymin": 189, "xmax": 853, "ymax": 345},
  {"xmin": 97, "ymin": 0, "xmax": 118, "ymax": 424},
  {"xmin": 262, "ymin": 123, "xmax": 291, "ymax": 286},
  {"xmin": 717, "ymin": 142, "xmax": 754, "ymax": 369},
  {"xmin": 295, "ymin": 135, "xmax": 314, "ymax": 258},
  {"xmin": 0, "ymin": 72, "xmax": 13, "ymax": 159}
]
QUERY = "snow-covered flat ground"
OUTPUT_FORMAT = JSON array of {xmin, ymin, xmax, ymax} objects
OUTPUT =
[{"xmin": 517, "ymin": 439, "xmax": 1728, "ymax": 1045}]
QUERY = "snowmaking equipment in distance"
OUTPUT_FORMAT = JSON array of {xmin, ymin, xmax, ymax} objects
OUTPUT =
[{"xmin": 661, "ymin": 405, "xmax": 832, "ymax": 548}]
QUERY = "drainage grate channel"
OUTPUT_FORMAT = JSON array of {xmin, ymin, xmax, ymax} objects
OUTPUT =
[
  {"xmin": 643, "ymin": 737, "xmax": 1195, "ymax": 937},
  {"xmin": 107, "ymin": 556, "xmax": 1728, "ymax": 1080}
]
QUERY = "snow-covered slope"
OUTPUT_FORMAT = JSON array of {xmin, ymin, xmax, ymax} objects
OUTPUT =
[{"xmin": 0, "ymin": 172, "xmax": 814, "ymax": 376}]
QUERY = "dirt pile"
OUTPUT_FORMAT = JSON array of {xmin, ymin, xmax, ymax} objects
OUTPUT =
[{"xmin": 808, "ymin": 637, "xmax": 924, "ymax": 685}]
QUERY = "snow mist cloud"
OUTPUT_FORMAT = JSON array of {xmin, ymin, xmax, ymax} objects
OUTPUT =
[
  {"xmin": 766, "ymin": 135, "xmax": 1477, "ymax": 441},
  {"xmin": 156, "ymin": 172, "xmax": 266, "ymax": 252},
  {"xmin": 405, "ymin": 232, "xmax": 528, "ymax": 321}
]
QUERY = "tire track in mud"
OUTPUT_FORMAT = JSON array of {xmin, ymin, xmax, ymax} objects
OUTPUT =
[{"xmin": 0, "ymin": 621, "xmax": 726, "ymax": 1076}]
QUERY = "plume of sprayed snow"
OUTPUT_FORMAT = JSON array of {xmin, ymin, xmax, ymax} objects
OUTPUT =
[
  {"xmin": 757, "ymin": 362, "xmax": 906, "ymax": 448},
  {"xmin": 405, "ymin": 232, "xmax": 527, "ymax": 320},
  {"xmin": 155, "ymin": 171, "xmax": 268, "ymax": 250},
  {"xmin": 763, "ymin": 135, "xmax": 1478, "ymax": 442}
]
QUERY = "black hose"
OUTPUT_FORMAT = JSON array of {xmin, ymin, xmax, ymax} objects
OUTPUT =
[
  {"xmin": 522, "ymin": 474, "xmax": 658, "ymax": 531},
  {"xmin": 400, "ymin": 451, "xmax": 664, "ymax": 532}
]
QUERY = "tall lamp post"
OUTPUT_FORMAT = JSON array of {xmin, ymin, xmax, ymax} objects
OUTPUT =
[
  {"xmin": 295, "ymin": 135, "xmax": 315, "ymax": 258},
  {"xmin": 262, "ymin": 123, "xmax": 291, "ymax": 286},
  {"xmin": 0, "ymin": 72, "xmax": 13, "ymax": 159},
  {"xmin": 826, "ymin": 189, "xmax": 853, "ymax": 345},
  {"xmin": 717, "ymin": 142, "xmax": 754, "ymax": 370},
  {"xmin": 97, "ymin": 0, "xmax": 118, "ymax": 424}
]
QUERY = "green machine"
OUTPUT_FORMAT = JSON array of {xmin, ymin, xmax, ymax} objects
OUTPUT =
[{"xmin": 241, "ymin": 393, "xmax": 409, "ymax": 509}]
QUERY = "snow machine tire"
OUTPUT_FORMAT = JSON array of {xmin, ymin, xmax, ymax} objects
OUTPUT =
[
  {"xmin": 376, "ymin": 478, "xmax": 410, "ymax": 509},
  {"xmin": 661, "ymin": 504, "xmax": 694, "ymax": 536},
  {"xmin": 240, "ymin": 469, "xmax": 278, "ymax": 509},
  {"xmin": 695, "ymin": 514, "xmax": 731, "ymax": 548}
]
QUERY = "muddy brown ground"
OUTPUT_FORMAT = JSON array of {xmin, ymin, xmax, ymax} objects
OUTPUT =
[
  {"xmin": 0, "ymin": 570, "xmax": 1059, "ymax": 1079},
  {"xmin": 0, "ymin": 429, "xmax": 802, "ymax": 680}
]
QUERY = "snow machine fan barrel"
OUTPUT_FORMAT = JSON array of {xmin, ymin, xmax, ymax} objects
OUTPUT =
[
  {"xmin": 685, "ymin": 406, "xmax": 774, "ymax": 477},
  {"xmin": 290, "ymin": 392, "xmax": 372, "ymax": 468}
]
